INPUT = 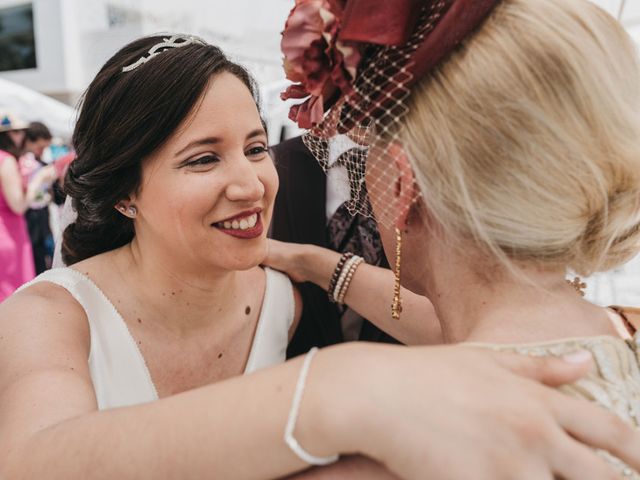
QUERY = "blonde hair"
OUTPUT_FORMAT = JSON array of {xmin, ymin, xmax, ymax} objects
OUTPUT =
[{"xmin": 401, "ymin": 0, "xmax": 640, "ymax": 276}]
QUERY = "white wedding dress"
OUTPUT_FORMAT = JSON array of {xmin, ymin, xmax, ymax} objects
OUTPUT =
[{"xmin": 18, "ymin": 266, "xmax": 294, "ymax": 410}]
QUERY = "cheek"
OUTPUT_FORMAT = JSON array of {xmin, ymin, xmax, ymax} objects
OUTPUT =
[
  {"xmin": 139, "ymin": 170, "xmax": 223, "ymax": 226},
  {"xmin": 260, "ymin": 160, "xmax": 279, "ymax": 208}
]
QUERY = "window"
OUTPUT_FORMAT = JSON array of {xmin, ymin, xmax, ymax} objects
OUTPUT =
[{"xmin": 0, "ymin": 3, "xmax": 37, "ymax": 72}]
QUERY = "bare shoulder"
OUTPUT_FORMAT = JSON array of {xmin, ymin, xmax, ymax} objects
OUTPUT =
[
  {"xmin": 0, "ymin": 154, "xmax": 19, "ymax": 177},
  {"xmin": 0, "ymin": 152, "xmax": 17, "ymax": 169},
  {"xmin": 1, "ymin": 279, "xmax": 87, "ymax": 322},
  {"xmin": 0, "ymin": 281, "xmax": 90, "ymax": 365}
]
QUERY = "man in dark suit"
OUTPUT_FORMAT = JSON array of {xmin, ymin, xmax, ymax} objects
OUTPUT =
[{"xmin": 270, "ymin": 136, "xmax": 399, "ymax": 359}]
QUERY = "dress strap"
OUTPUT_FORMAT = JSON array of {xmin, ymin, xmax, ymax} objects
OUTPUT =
[
  {"xmin": 609, "ymin": 306, "xmax": 640, "ymax": 336},
  {"xmin": 17, "ymin": 267, "xmax": 95, "ymax": 312},
  {"xmin": 243, "ymin": 267, "xmax": 295, "ymax": 373},
  {"xmin": 18, "ymin": 267, "xmax": 159, "ymax": 409}
]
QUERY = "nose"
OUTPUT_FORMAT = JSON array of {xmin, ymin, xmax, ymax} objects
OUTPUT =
[{"xmin": 224, "ymin": 155, "xmax": 265, "ymax": 203}]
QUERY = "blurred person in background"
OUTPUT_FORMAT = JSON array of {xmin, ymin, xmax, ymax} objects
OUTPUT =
[
  {"xmin": 0, "ymin": 113, "xmax": 56, "ymax": 301},
  {"xmin": 21, "ymin": 122, "xmax": 57, "ymax": 273}
]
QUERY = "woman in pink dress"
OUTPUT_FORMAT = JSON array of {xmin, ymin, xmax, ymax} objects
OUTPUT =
[{"xmin": 0, "ymin": 112, "xmax": 56, "ymax": 301}]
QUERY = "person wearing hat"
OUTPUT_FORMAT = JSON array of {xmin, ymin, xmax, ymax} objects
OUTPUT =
[{"xmin": 0, "ymin": 112, "xmax": 56, "ymax": 301}]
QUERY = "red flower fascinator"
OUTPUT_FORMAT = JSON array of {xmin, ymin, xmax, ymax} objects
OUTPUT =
[
  {"xmin": 280, "ymin": 0, "xmax": 501, "ymax": 222},
  {"xmin": 281, "ymin": 0, "xmax": 499, "ymax": 131}
]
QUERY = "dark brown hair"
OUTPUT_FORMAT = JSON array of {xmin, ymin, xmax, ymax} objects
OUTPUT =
[
  {"xmin": 62, "ymin": 34, "xmax": 259, "ymax": 265},
  {"xmin": 25, "ymin": 121, "xmax": 52, "ymax": 142},
  {"xmin": 0, "ymin": 131, "xmax": 23, "ymax": 158}
]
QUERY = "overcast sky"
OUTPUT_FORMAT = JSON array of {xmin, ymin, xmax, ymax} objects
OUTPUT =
[{"xmin": 107, "ymin": 0, "xmax": 638, "ymax": 47}]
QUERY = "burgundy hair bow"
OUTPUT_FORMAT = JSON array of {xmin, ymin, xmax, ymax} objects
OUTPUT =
[{"xmin": 339, "ymin": 0, "xmax": 423, "ymax": 46}]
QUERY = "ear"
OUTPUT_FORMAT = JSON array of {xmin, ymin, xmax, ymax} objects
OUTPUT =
[
  {"xmin": 387, "ymin": 142, "xmax": 418, "ymax": 230},
  {"xmin": 114, "ymin": 195, "xmax": 137, "ymax": 218}
]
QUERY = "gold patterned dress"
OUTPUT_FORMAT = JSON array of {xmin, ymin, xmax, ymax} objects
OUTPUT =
[{"xmin": 464, "ymin": 307, "xmax": 640, "ymax": 478}]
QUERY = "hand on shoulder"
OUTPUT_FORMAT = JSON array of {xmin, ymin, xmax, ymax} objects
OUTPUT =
[{"xmin": 308, "ymin": 343, "xmax": 640, "ymax": 479}]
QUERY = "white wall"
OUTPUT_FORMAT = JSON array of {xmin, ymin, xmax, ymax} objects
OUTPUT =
[
  {"xmin": 0, "ymin": 0, "xmax": 66, "ymax": 94},
  {"xmin": 0, "ymin": 0, "xmax": 113, "ymax": 101}
]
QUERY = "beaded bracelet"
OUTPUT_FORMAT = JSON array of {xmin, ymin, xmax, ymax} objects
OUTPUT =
[
  {"xmin": 327, "ymin": 252, "xmax": 354, "ymax": 303},
  {"xmin": 332, "ymin": 255, "xmax": 363, "ymax": 303},
  {"xmin": 332, "ymin": 255, "xmax": 360, "ymax": 303},
  {"xmin": 336, "ymin": 256, "xmax": 364, "ymax": 304}
]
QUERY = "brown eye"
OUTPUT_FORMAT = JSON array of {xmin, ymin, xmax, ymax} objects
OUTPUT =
[
  {"xmin": 246, "ymin": 146, "xmax": 268, "ymax": 159},
  {"xmin": 187, "ymin": 155, "xmax": 219, "ymax": 167}
]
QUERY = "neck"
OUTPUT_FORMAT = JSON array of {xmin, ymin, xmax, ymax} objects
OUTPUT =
[
  {"xmin": 112, "ymin": 237, "xmax": 243, "ymax": 336},
  {"xmin": 420, "ymin": 241, "xmax": 614, "ymax": 344}
]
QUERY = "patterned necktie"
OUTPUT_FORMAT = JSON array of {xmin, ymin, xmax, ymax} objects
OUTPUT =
[
  {"xmin": 326, "ymin": 149, "xmax": 386, "ymax": 340},
  {"xmin": 327, "ymin": 203, "xmax": 384, "ymax": 266},
  {"xmin": 326, "ymin": 148, "xmax": 385, "ymax": 266}
]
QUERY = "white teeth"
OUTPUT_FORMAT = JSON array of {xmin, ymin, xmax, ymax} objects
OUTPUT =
[{"xmin": 217, "ymin": 213, "xmax": 259, "ymax": 230}]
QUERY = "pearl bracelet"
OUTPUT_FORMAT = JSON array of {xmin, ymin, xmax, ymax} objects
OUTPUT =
[
  {"xmin": 336, "ymin": 256, "xmax": 364, "ymax": 304},
  {"xmin": 330, "ymin": 254, "xmax": 364, "ymax": 304},
  {"xmin": 332, "ymin": 255, "xmax": 361, "ymax": 303}
]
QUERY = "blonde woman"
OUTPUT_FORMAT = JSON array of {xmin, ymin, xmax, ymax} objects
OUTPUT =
[{"xmin": 269, "ymin": 0, "xmax": 640, "ymax": 477}]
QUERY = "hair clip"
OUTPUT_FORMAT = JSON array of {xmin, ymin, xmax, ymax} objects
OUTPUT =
[{"xmin": 122, "ymin": 34, "xmax": 206, "ymax": 73}]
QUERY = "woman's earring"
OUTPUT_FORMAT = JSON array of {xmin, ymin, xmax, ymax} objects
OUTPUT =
[
  {"xmin": 566, "ymin": 276, "xmax": 586, "ymax": 296},
  {"xmin": 391, "ymin": 227, "xmax": 403, "ymax": 320},
  {"xmin": 115, "ymin": 204, "xmax": 137, "ymax": 218}
]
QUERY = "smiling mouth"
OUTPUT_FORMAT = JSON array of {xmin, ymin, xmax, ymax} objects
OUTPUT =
[
  {"xmin": 212, "ymin": 211, "xmax": 264, "ymax": 239},
  {"xmin": 213, "ymin": 212, "xmax": 259, "ymax": 231}
]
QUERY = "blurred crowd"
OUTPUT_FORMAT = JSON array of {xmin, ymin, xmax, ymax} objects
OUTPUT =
[{"xmin": 0, "ymin": 111, "xmax": 74, "ymax": 301}]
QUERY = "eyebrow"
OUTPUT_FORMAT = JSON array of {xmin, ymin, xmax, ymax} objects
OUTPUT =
[{"xmin": 174, "ymin": 128, "xmax": 267, "ymax": 158}]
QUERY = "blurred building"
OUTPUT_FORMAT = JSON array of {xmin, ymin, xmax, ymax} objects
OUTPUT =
[
  {"xmin": 0, "ymin": 0, "xmax": 637, "ymax": 135},
  {"xmin": 0, "ymin": 0, "xmax": 299, "ymax": 142}
]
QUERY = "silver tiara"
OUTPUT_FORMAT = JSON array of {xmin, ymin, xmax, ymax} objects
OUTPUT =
[{"xmin": 122, "ymin": 34, "xmax": 207, "ymax": 73}]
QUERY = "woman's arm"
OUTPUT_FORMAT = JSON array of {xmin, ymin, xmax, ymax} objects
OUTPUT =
[
  {"xmin": 1, "ymin": 285, "xmax": 640, "ymax": 479},
  {"xmin": 0, "ymin": 283, "xmax": 324, "ymax": 479},
  {"xmin": 266, "ymin": 240, "xmax": 442, "ymax": 345},
  {"xmin": 282, "ymin": 456, "xmax": 400, "ymax": 479},
  {"xmin": 0, "ymin": 157, "xmax": 56, "ymax": 215}
]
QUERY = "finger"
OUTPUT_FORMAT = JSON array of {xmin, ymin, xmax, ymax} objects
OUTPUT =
[
  {"xmin": 482, "ymin": 349, "xmax": 593, "ymax": 387},
  {"xmin": 551, "ymin": 434, "xmax": 619, "ymax": 480},
  {"xmin": 547, "ymin": 390, "xmax": 640, "ymax": 473}
]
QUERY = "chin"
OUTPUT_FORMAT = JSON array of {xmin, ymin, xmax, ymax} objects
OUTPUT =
[{"xmin": 220, "ymin": 242, "xmax": 268, "ymax": 272}]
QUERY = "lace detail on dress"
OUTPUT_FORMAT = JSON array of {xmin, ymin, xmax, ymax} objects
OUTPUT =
[{"xmin": 465, "ymin": 335, "xmax": 640, "ymax": 478}]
